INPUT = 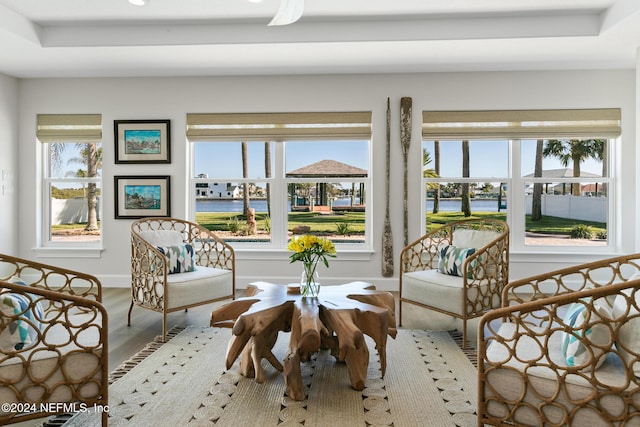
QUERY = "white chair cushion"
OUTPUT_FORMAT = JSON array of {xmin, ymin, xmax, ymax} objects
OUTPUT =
[
  {"xmin": 165, "ymin": 266, "xmax": 233, "ymax": 309},
  {"xmin": 453, "ymin": 229, "xmax": 499, "ymax": 249},
  {"xmin": 138, "ymin": 229, "xmax": 184, "ymax": 246},
  {"xmin": 402, "ymin": 269, "xmax": 485, "ymax": 315}
]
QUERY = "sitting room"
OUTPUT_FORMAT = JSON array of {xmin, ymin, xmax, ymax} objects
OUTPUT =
[{"xmin": 1, "ymin": 1, "xmax": 640, "ymax": 426}]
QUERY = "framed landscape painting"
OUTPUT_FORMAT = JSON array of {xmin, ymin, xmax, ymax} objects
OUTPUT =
[
  {"xmin": 115, "ymin": 119, "xmax": 171, "ymax": 164},
  {"xmin": 114, "ymin": 175, "xmax": 171, "ymax": 219}
]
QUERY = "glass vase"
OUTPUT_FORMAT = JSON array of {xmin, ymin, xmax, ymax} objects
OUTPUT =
[{"xmin": 300, "ymin": 260, "xmax": 320, "ymax": 298}]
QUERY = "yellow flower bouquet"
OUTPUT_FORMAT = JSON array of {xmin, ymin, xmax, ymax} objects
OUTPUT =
[{"xmin": 287, "ymin": 235, "xmax": 336, "ymax": 297}]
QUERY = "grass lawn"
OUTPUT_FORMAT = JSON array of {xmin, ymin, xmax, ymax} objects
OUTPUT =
[
  {"xmin": 196, "ymin": 209, "xmax": 605, "ymax": 238},
  {"xmin": 426, "ymin": 211, "xmax": 606, "ymax": 236},
  {"xmin": 195, "ymin": 211, "xmax": 365, "ymax": 235}
]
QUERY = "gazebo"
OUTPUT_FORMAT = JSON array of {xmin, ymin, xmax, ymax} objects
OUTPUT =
[
  {"xmin": 524, "ymin": 167, "xmax": 601, "ymax": 195},
  {"xmin": 286, "ymin": 160, "xmax": 368, "ymax": 212}
]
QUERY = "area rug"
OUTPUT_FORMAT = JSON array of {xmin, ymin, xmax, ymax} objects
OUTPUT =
[{"xmin": 63, "ymin": 327, "xmax": 478, "ymax": 426}]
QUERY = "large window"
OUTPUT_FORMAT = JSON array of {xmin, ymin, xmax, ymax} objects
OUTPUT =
[
  {"xmin": 37, "ymin": 114, "xmax": 103, "ymax": 247},
  {"xmin": 422, "ymin": 109, "xmax": 620, "ymax": 251},
  {"xmin": 188, "ymin": 112, "xmax": 372, "ymax": 251}
]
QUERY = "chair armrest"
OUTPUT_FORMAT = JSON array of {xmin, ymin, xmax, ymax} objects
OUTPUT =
[
  {"xmin": 1, "ymin": 280, "xmax": 108, "ymax": 425},
  {"xmin": 194, "ymin": 227, "xmax": 235, "ymax": 271},
  {"xmin": 502, "ymin": 253, "xmax": 640, "ymax": 307},
  {"xmin": 400, "ymin": 225, "xmax": 453, "ymax": 273},
  {"xmin": 478, "ymin": 278, "xmax": 640, "ymax": 426},
  {"xmin": 463, "ymin": 236, "xmax": 509, "ymax": 286}
]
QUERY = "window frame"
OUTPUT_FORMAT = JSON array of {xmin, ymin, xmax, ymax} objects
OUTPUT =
[
  {"xmin": 187, "ymin": 112, "xmax": 373, "ymax": 254},
  {"xmin": 36, "ymin": 114, "xmax": 104, "ymax": 256},
  {"xmin": 421, "ymin": 109, "xmax": 620, "ymax": 254}
]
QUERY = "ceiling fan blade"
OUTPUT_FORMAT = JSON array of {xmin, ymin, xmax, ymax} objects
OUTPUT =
[{"xmin": 268, "ymin": 0, "xmax": 304, "ymax": 26}]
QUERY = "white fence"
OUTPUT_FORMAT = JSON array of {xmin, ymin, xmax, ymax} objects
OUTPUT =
[
  {"xmin": 525, "ymin": 194, "xmax": 606, "ymax": 223},
  {"xmin": 51, "ymin": 197, "xmax": 101, "ymax": 225}
]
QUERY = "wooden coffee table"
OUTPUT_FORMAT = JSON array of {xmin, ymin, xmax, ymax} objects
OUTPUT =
[{"xmin": 210, "ymin": 281, "xmax": 397, "ymax": 401}]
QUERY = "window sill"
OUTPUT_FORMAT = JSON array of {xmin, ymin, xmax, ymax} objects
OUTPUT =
[{"xmin": 33, "ymin": 246, "xmax": 105, "ymax": 258}]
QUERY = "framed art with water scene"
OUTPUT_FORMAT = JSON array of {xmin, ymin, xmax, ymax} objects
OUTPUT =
[
  {"xmin": 114, "ymin": 175, "xmax": 171, "ymax": 219},
  {"xmin": 115, "ymin": 119, "xmax": 171, "ymax": 163}
]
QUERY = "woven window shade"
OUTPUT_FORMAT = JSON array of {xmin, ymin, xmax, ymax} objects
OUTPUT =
[
  {"xmin": 187, "ymin": 112, "xmax": 372, "ymax": 141},
  {"xmin": 422, "ymin": 109, "xmax": 621, "ymax": 140},
  {"xmin": 37, "ymin": 114, "xmax": 102, "ymax": 143}
]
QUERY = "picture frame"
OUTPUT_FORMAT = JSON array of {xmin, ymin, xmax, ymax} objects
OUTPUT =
[
  {"xmin": 114, "ymin": 175, "xmax": 171, "ymax": 219},
  {"xmin": 114, "ymin": 119, "xmax": 171, "ymax": 164}
]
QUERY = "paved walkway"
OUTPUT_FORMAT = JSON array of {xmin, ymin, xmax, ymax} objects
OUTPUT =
[{"xmin": 525, "ymin": 232, "xmax": 607, "ymax": 247}]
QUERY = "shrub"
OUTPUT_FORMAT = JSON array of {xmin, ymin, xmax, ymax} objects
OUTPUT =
[
  {"xmin": 227, "ymin": 217, "xmax": 242, "ymax": 233},
  {"xmin": 263, "ymin": 216, "xmax": 271, "ymax": 233},
  {"xmin": 596, "ymin": 230, "xmax": 607, "ymax": 240},
  {"xmin": 335, "ymin": 222, "xmax": 351, "ymax": 235},
  {"xmin": 570, "ymin": 224, "xmax": 593, "ymax": 239}
]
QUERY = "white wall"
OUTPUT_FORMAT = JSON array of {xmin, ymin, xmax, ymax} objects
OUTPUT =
[
  {"xmin": 0, "ymin": 73, "xmax": 18, "ymax": 255},
  {"xmin": 16, "ymin": 70, "xmax": 638, "ymax": 289}
]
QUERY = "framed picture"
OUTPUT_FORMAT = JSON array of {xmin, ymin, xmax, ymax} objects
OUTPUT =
[
  {"xmin": 114, "ymin": 175, "xmax": 171, "ymax": 219},
  {"xmin": 114, "ymin": 119, "xmax": 171, "ymax": 164}
]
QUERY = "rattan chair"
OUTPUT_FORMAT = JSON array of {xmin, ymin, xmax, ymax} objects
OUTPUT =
[
  {"xmin": 129, "ymin": 217, "xmax": 235, "ymax": 341},
  {"xmin": 0, "ymin": 254, "xmax": 108, "ymax": 426},
  {"xmin": 478, "ymin": 253, "xmax": 640, "ymax": 426},
  {"xmin": 399, "ymin": 218, "xmax": 509, "ymax": 348}
]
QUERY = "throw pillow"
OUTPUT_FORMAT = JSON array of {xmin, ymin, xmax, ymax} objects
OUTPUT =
[
  {"xmin": 437, "ymin": 245, "xmax": 476, "ymax": 277},
  {"xmin": 157, "ymin": 244, "xmax": 196, "ymax": 274},
  {"xmin": 612, "ymin": 272, "xmax": 640, "ymax": 377},
  {"xmin": 561, "ymin": 298, "xmax": 613, "ymax": 371},
  {"xmin": 0, "ymin": 276, "xmax": 44, "ymax": 351}
]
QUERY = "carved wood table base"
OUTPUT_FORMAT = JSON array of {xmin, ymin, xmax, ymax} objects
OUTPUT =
[{"xmin": 210, "ymin": 281, "xmax": 397, "ymax": 401}]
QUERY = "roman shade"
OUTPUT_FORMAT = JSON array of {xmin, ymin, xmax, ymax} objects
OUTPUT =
[
  {"xmin": 37, "ymin": 114, "xmax": 102, "ymax": 143},
  {"xmin": 186, "ymin": 112, "xmax": 372, "ymax": 141},
  {"xmin": 422, "ymin": 108, "xmax": 621, "ymax": 140}
]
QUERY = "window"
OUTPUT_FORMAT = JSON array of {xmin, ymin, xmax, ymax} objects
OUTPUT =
[
  {"xmin": 422, "ymin": 109, "xmax": 620, "ymax": 251},
  {"xmin": 37, "ymin": 114, "xmax": 103, "ymax": 248},
  {"xmin": 187, "ymin": 112, "xmax": 372, "ymax": 251}
]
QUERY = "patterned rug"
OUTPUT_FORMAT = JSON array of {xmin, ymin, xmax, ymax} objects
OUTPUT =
[{"xmin": 61, "ymin": 327, "xmax": 478, "ymax": 426}]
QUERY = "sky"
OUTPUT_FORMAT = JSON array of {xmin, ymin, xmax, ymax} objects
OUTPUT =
[
  {"xmin": 194, "ymin": 140, "xmax": 369, "ymax": 179},
  {"xmin": 422, "ymin": 139, "xmax": 603, "ymax": 178}
]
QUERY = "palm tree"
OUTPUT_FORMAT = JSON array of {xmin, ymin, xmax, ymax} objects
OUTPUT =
[
  {"xmin": 63, "ymin": 144, "xmax": 102, "ymax": 231},
  {"xmin": 241, "ymin": 141, "xmax": 250, "ymax": 216},
  {"xmin": 433, "ymin": 141, "xmax": 440, "ymax": 213},
  {"xmin": 423, "ymin": 148, "xmax": 441, "ymax": 213},
  {"xmin": 543, "ymin": 139, "xmax": 604, "ymax": 196},
  {"xmin": 461, "ymin": 140, "xmax": 471, "ymax": 216},
  {"xmin": 531, "ymin": 139, "xmax": 544, "ymax": 221},
  {"xmin": 264, "ymin": 142, "xmax": 271, "ymax": 217}
]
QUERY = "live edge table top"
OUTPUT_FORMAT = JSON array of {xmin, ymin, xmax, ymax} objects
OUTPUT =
[{"xmin": 210, "ymin": 281, "xmax": 397, "ymax": 401}]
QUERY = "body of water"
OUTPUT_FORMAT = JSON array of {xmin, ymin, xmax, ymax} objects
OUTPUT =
[
  {"xmin": 427, "ymin": 198, "xmax": 503, "ymax": 212},
  {"xmin": 196, "ymin": 198, "xmax": 501, "ymax": 212}
]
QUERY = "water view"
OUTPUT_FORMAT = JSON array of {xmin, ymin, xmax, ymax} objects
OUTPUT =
[
  {"xmin": 196, "ymin": 197, "xmax": 364, "ymax": 213},
  {"xmin": 195, "ymin": 198, "xmax": 502, "ymax": 212}
]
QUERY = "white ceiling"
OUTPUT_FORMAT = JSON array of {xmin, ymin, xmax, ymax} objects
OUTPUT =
[{"xmin": 0, "ymin": 0, "xmax": 639, "ymax": 78}]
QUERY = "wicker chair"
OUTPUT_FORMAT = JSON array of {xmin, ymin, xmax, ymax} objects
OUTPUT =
[
  {"xmin": 478, "ymin": 253, "xmax": 640, "ymax": 426},
  {"xmin": 129, "ymin": 217, "xmax": 235, "ymax": 341},
  {"xmin": 0, "ymin": 254, "xmax": 108, "ymax": 426},
  {"xmin": 399, "ymin": 218, "xmax": 509, "ymax": 348}
]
